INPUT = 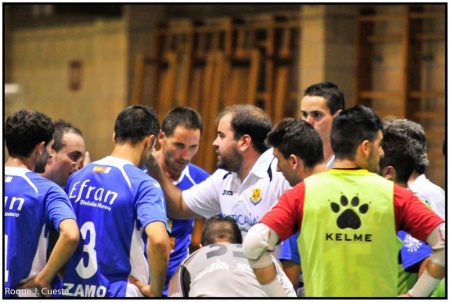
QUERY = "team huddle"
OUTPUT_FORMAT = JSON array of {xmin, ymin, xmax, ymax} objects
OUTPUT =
[{"xmin": 4, "ymin": 82, "xmax": 445, "ymax": 297}]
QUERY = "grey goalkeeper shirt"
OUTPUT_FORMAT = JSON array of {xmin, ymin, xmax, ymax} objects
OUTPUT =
[{"xmin": 168, "ymin": 243, "xmax": 295, "ymax": 297}]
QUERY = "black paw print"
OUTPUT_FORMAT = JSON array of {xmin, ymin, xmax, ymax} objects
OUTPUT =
[{"xmin": 330, "ymin": 195, "xmax": 369, "ymax": 230}]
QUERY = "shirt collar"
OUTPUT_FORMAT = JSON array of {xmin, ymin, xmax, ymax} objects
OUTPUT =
[{"xmin": 251, "ymin": 148, "xmax": 276, "ymax": 179}]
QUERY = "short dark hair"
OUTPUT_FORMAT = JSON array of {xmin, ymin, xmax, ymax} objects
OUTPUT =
[
  {"xmin": 216, "ymin": 104, "xmax": 272, "ymax": 154},
  {"xmin": 379, "ymin": 118, "xmax": 421, "ymax": 183},
  {"xmin": 201, "ymin": 216, "xmax": 243, "ymax": 246},
  {"xmin": 266, "ymin": 118, "xmax": 324, "ymax": 168},
  {"xmin": 331, "ymin": 105, "xmax": 383, "ymax": 160},
  {"xmin": 381, "ymin": 117, "xmax": 429, "ymax": 174},
  {"xmin": 114, "ymin": 105, "xmax": 160, "ymax": 145},
  {"xmin": 5, "ymin": 109, "xmax": 54, "ymax": 157},
  {"xmin": 303, "ymin": 81, "xmax": 346, "ymax": 115},
  {"xmin": 52, "ymin": 119, "xmax": 83, "ymax": 152},
  {"xmin": 161, "ymin": 106, "xmax": 203, "ymax": 137}
]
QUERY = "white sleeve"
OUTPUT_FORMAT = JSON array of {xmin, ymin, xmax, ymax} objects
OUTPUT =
[
  {"xmin": 243, "ymin": 223, "xmax": 279, "ymax": 260},
  {"xmin": 271, "ymin": 255, "xmax": 298, "ymax": 297},
  {"xmin": 182, "ymin": 169, "xmax": 228, "ymax": 218},
  {"xmin": 427, "ymin": 222, "xmax": 445, "ymax": 267}
]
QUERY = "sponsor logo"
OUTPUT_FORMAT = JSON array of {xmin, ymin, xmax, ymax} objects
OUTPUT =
[
  {"xmin": 327, "ymin": 194, "xmax": 372, "ymax": 242},
  {"xmin": 222, "ymin": 190, "xmax": 234, "ymax": 196}
]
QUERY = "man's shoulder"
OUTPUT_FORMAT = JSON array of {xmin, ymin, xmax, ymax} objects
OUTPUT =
[
  {"xmin": 7, "ymin": 167, "xmax": 67, "ymax": 194},
  {"xmin": 187, "ymin": 163, "xmax": 211, "ymax": 179}
]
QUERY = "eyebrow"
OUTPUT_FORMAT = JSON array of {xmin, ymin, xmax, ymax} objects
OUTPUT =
[
  {"xmin": 68, "ymin": 150, "xmax": 83, "ymax": 157},
  {"xmin": 302, "ymin": 110, "xmax": 324, "ymax": 114}
]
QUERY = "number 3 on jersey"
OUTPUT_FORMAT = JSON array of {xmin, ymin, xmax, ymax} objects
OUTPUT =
[{"xmin": 76, "ymin": 221, "xmax": 98, "ymax": 279}]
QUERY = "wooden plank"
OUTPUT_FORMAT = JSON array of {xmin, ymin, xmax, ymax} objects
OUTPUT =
[
  {"xmin": 131, "ymin": 53, "xmax": 146, "ymax": 105},
  {"xmin": 359, "ymin": 91, "xmax": 401, "ymax": 99},
  {"xmin": 247, "ymin": 49, "xmax": 260, "ymax": 106},
  {"xmin": 367, "ymin": 34, "xmax": 403, "ymax": 43},
  {"xmin": 410, "ymin": 11, "xmax": 445, "ymax": 19},
  {"xmin": 273, "ymin": 65, "xmax": 289, "ymax": 124},
  {"xmin": 197, "ymin": 52, "xmax": 215, "ymax": 171},
  {"xmin": 410, "ymin": 91, "xmax": 445, "ymax": 98},
  {"xmin": 413, "ymin": 111, "xmax": 445, "ymax": 120},
  {"xmin": 359, "ymin": 13, "xmax": 403, "ymax": 22},
  {"xmin": 204, "ymin": 52, "xmax": 225, "ymax": 173},
  {"xmin": 158, "ymin": 52, "xmax": 177, "ymax": 119}
]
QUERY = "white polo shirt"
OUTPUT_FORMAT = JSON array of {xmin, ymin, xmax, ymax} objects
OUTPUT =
[
  {"xmin": 409, "ymin": 173, "xmax": 445, "ymax": 220},
  {"xmin": 182, "ymin": 148, "xmax": 291, "ymax": 238}
]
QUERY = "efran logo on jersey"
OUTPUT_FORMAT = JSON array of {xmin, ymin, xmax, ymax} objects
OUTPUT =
[
  {"xmin": 250, "ymin": 188, "xmax": 262, "ymax": 205},
  {"xmin": 68, "ymin": 179, "xmax": 118, "ymax": 212}
]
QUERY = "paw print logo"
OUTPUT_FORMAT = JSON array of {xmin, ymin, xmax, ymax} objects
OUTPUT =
[{"xmin": 330, "ymin": 194, "xmax": 369, "ymax": 230}]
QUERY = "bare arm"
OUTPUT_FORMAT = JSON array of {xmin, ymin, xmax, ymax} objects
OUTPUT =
[
  {"xmin": 403, "ymin": 223, "xmax": 445, "ymax": 297},
  {"xmin": 146, "ymin": 221, "xmax": 171, "ymax": 297},
  {"xmin": 19, "ymin": 219, "xmax": 79, "ymax": 296},
  {"xmin": 281, "ymin": 260, "xmax": 300, "ymax": 289},
  {"xmin": 145, "ymin": 149, "xmax": 199, "ymax": 219},
  {"xmin": 189, "ymin": 218, "xmax": 204, "ymax": 253}
]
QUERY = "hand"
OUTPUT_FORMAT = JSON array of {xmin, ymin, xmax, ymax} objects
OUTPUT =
[
  {"xmin": 128, "ymin": 275, "xmax": 159, "ymax": 297},
  {"xmin": 18, "ymin": 276, "xmax": 51, "ymax": 297},
  {"xmin": 145, "ymin": 146, "xmax": 163, "ymax": 179},
  {"xmin": 82, "ymin": 151, "xmax": 91, "ymax": 167}
]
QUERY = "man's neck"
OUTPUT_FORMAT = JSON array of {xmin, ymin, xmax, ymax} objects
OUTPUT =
[
  {"xmin": 237, "ymin": 151, "xmax": 260, "ymax": 182},
  {"xmin": 323, "ymin": 142, "xmax": 334, "ymax": 166},
  {"xmin": 407, "ymin": 170, "xmax": 421, "ymax": 187},
  {"xmin": 332, "ymin": 158, "xmax": 363, "ymax": 169},
  {"xmin": 302, "ymin": 163, "xmax": 328, "ymax": 180},
  {"xmin": 111, "ymin": 144, "xmax": 144, "ymax": 167},
  {"xmin": 5, "ymin": 157, "xmax": 32, "ymax": 170}
]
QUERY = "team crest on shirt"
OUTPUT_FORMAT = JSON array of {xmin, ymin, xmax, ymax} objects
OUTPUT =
[
  {"xmin": 92, "ymin": 166, "xmax": 111, "ymax": 173},
  {"xmin": 403, "ymin": 233, "xmax": 422, "ymax": 252},
  {"xmin": 250, "ymin": 188, "xmax": 262, "ymax": 205}
]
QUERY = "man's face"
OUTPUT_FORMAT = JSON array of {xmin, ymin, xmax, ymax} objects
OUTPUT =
[
  {"xmin": 159, "ymin": 126, "xmax": 201, "ymax": 176},
  {"xmin": 46, "ymin": 132, "xmax": 86, "ymax": 187},
  {"xmin": 367, "ymin": 130, "xmax": 384, "ymax": 173},
  {"xmin": 273, "ymin": 147, "xmax": 300, "ymax": 187},
  {"xmin": 212, "ymin": 113, "xmax": 243, "ymax": 172},
  {"xmin": 300, "ymin": 96, "xmax": 334, "ymax": 145}
]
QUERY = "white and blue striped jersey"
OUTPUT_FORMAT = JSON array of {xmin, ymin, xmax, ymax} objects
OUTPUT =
[
  {"xmin": 61, "ymin": 156, "xmax": 169, "ymax": 297},
  {"xmin": 4, "ymin": 167, "xmax": 76, "ymax": 297}
]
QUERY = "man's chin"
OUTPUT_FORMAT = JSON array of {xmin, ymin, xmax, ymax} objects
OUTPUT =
[{"xmin": 216, "ymin": 162, "xmax": 227, "ymax": 170}]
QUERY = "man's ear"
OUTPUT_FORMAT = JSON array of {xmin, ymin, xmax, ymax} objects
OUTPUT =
[
  {"xmin": 382, "ymin": 166, "xmax": 395, "ymax": 180},
  {"xmin": 360, "ymin": 140, "xmax": 371, "ymax": 157},
  {"xmin": 333, "ymin": 109, "xmax": 342, "ymax": 118},
  {"xmin": 240, "ymin": 134, "xmax": 252, "ymax": 150},
  {"xmin": 158, "ymin": 131, "xmax": 166, "ymax": 145},
  {"xmin": 112, "ymin": 132, "xmax": 116, "ymax": 143},
  {"xmin": 148, "ymin": 135, "xmax": 157, "ymax": 148},
  {"xmin": 47, "ymin": 149, "xmax": 56, "ymax": 165},
  {"xmin": 289, "ymin": 154, "xmax": 299, "ymax": 169},
  {"xmin": 35, "ymin": 141, "xmax": 46, "ymax": 155}
]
